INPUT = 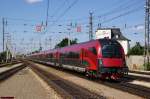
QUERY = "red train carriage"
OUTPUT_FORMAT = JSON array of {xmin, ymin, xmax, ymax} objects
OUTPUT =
[{"xmin": 30, "ymin": 38, "xmax": 128, "ymax": 80}]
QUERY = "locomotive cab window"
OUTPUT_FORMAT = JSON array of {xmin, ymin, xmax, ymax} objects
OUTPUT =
[
  {"xmin": 102, "ymin": 44, "xmax": 122, "ymax": 58},
  {"xmin": 88, "ymin": 47, "xmax": 97, "ymax": 55}
]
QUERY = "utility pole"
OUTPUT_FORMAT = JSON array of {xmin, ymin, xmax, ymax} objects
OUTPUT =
[
  {"xmin": 144, "ymin": 0, "xmax": 150, "ymax": 70},
  {"xmin": 89, "ymin": 12, "xmax": 93, "ymax": 40},
  {"xmin": 98, "ymin": 23, "xmax": 101, "ymax": 28},
  {"xmin": 46, "ymin": 0, "xmax": 50, "ymax": 27},
  {"xmin": 98, "ymin": 16, "xmax": 101, "ymax": 28},
  {"xmin": 6, "ymin": 33, "xmax": 11, "ymax": 62},
  {"xmin": 67, "ymin": 23, "xmax": 72, "ymax": 46},
  {"xmin": 67, "ymin": 28, "xmax": 71, "ymax": 46},
  {"xmin": 39, "ymin": 40, "xmax": 42, "ymax": 51},
  {"xmin": 6, "ymin": 43, "xmax": 8, "ymax": 63},
  {"xmin": 45, "ymin": 38, "xmax": 48, "ymax": 48},
  {"xmin": 2, "ymin": 18, "xmax": 5, "ymax": 52},
  {"xmin": 2, "ymin": 18, "xmax": 10, "ymax": 62},
  {"xmin": 49, "ymin": 37, "xmax": 52, "ymax": 49}
]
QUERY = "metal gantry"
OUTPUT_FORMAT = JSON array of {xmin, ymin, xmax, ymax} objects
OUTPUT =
[
  {"xmin": 2, "ymin": 18, "xmax": 5, "ymax": 52},
  {"xmin": 89, "ymin": 12, "xmax": 93, "ymax": 40},
  {"xmin": 144, "ymin": 0, "xmax": 150, "ymax": 69}
]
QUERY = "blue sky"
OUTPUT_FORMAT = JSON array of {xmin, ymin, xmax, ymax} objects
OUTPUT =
[{"xmin": 0, "ymin": 0, "xmax": 145, "ymax": 54}]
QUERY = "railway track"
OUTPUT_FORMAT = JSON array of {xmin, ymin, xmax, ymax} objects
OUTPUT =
[
  {"xmin": 29, "ymin": 60, "xmax": 150, "ymax": 99},
  {"xmin": 73, "ymin": 71, "xmax": 150, "ymax": 98},
  {"xmin": 61, "ymin": 69, "xmax": 150, "ymax": 98},
  {"xmin": 0, "ymin": 63, "xmax": 27, "ymax": 82},
  {"xmin": 94, "ymin": 79, "xmax": 150, "ymax": 99},
  {"xmin": 119, "ymin": 81, "xmax": 150, "ymax": 98},
  {"xmin": 124, "ymin": 74, "xmax": 150, "ymax": 82},
  {"xmin": 28, "ymin": 62, "xmax": 105, "ymax": 99},
  {"xmin": 81, "ymin": 74, "xmax": 150, "ymax": 98}
]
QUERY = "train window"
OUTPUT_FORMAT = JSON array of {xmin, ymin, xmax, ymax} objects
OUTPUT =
[
  {"xmin": 102, "ymin": 44, "xmax": 122, "ymax": 58},
  {"xmin": 88, "ymin": 47, "xmax": 97, "ymax": 55},
  {"xmin": 48, "ymin": 54, "xmax": 53, "ymax": 58},
  {"xmin": 60, "ymin": 53, "xmax": 66, "ymax": 58},
  {"xmin": 67, "ymin": 52, "xmax": 79, "ymax": 58}
]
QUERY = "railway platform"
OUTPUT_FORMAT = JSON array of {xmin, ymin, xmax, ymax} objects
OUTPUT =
[
  {"xmin": 129, "ymin": 70, "xmax": 150, "ymax": 75},
  {"xmin": 0, "ymin": 67, "xmax": 61, "ymax": 99},
  {"xmin": 0, "ymin": 63, "xmax": 23, "ymax": 74},
  {"xmin": 0, "ymin": 61, "xmax": 21, "ymax": 68}
]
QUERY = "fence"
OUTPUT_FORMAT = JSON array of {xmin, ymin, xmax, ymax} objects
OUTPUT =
[{"xmin": 126, "ymin": 55, "xmax": 145, "ymax": 70}]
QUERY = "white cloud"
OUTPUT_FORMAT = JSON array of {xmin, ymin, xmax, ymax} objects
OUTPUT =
[
  {"xmin": 25, "ymin": 0, "xmax": 43, "ymax": 4},
  {"xmin": 135, "ymin": 25, "xmax": 144, "ymax": 30},
  {"xmin": 133, "ymin": 25, "xmax": 144, "ymax": 30},
  {"xmin": 131, "ymin": 25, "xmax": 144, "ymax": 33}
]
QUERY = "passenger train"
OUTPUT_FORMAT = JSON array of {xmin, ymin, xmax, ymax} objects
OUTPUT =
[{"xmin": 29, "ymin": 38, "xmax": 128, "ymax": 80}]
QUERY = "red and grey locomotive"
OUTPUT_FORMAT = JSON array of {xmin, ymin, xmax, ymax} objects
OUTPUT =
[{"xmin": 30, "ymin": 38, "xmax": 128, "ymax": 80}]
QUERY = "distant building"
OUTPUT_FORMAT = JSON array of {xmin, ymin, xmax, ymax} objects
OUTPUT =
[{"xmin": 95, "ymin": 28, "xmax": 130, "ymax": 55}]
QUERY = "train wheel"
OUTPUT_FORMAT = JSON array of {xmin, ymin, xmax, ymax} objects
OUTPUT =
[
  {"xmin": 85, "ymin": 70, "xmax": 97, "ymax": 79},
  {"xmin": 85, "ymin": 71, "xmax": 92, "ymax": 79},
  {"xmin": 85, "ymin": 71, "xmax": 89, "ymax": 77}
]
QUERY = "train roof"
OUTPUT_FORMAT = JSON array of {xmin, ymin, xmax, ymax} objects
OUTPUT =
[
  {"xmin": 55, "ymin": 38, "xmax": 120, "ymax": 52},
  {"xmin": 30, "ymin": 38, "xmax": 120, "ymax": 55}
]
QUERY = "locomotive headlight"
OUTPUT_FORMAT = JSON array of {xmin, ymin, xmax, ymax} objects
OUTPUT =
[{"xmin": 99, "ymin": 59, "xmax": 103, "ymax": 66}]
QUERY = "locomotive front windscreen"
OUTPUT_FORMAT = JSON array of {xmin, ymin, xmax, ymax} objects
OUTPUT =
[
  {"xmin": 99, "ymin": 39, "xmax": 122, "ymax": 58},
  {"xmin": 102, "ymin": 44, "xmax": 122, "ymax": 58}
]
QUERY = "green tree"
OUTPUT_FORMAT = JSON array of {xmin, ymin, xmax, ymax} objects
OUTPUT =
[
  {"xmin": 55, "ymin": 38, "xmax": 78, "ymax": 48},
  {"xmin": 128, "ymin": 42, "xmax": 144, "ymax": 55},
  {"xmin": 143, "ymin": 62, "xmax": 150, "ymax": 70},
  {"xmin": 0, "ymin": 51, "xmax": 7, "ymax": 63},
  {"xmin": 0, "ymin": 51, "xmax": 13, "ymax": 63}
]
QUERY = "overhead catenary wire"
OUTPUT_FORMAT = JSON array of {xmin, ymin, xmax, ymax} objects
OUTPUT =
[
  {"xmin": 50, "ymin": 0, "xmax": 68, "ymax": 18},
  {"xmin": 47, "ymin": 0, "xmax": 143, "ymax": 24},
  {"xmin": 2, "ymin": 0, "xmax": 144, "ymax": 53},
  {"xmin": 3, "ymin": 0, "xmax": 144, "ymax": 27},
  {"xmin": 101, "ymin": 6, "xmax": 144, "ymax": 24},
  {"xmin": 90, "ymin": 5, "xmax": 144, "ymax": 28},
  {"xmin": 49, "ymin": 0, "xmax": 79, "ymax": 26},
  {"xmin": 48, "ymin": 0, "xmax": 136, "ymax": 23},
  {"xmin": 4, "ymin": 4, "xmax": 144, "ymax": 33},
  {"xmin": 50, "ymin": 0, "xmax": 144, "ymax": 26},
  {"xmin": 95, "ymin": 0, "xmax": 138, "ymax": 18},
  {"xmin": 1, "ymin": 1, "xmax": 144, "ymax": 39}
]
